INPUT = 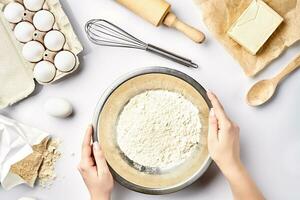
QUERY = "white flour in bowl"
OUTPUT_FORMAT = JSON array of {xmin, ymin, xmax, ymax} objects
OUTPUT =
[{"xmin": 117, "ymin": 90, "xmax": 202, "ymax": 169}]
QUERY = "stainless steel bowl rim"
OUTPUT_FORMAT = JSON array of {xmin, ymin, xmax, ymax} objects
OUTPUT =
[{"xmin": 92, "ymin": 66, "xmax": 212, "ymax": 195}]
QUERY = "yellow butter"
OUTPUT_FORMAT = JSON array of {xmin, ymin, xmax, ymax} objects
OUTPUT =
[{"xmin": 227, "ymin": 0, "xmax": 283, "ymax": 55}]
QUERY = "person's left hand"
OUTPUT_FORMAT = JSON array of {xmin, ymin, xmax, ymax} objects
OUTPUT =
[{"xmin": 78, "ymin": 125, "xmax": 114, "ymax": 200}]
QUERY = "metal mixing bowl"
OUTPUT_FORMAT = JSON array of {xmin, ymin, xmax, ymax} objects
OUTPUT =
[{"xmin": 92, "ymin": 67, "xmax": 212, "ymax": 194}]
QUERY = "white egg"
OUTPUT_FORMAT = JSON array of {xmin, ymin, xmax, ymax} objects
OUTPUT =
[
  {"xmin": 54, "ymin": 50, "xmax": 76, "ymax": 72},
  {"xmin": 33, "ymin": 10, "xmax": 55, "ymax": 32},
  {"xmin": 3, "ymin": 2, "xmax": 25, "ymax": 23},
  {"xmin": 18, "ymin": 197, "xmax": 36, "ymax": 200},
  {"xmin": 23, "ymin": 0, "xmax": 45, "ymax": 11},
  {"xmin": 22, "ymin": 41, "xmax": 45, "ymax": 62},
  {"xmin": 33, "ymin": 60, "xmax": 56, "ymax": 82},
  {"xmin": 44, "ymin": 30, "xmax": 65, "ymax": 51},
  {"xmin": 44, "ymin": 97, "xmax": 73, "ymax": 118},
  {"xmin": 14, "ymin": 21, "xmax": 35, "ymax": 43}
]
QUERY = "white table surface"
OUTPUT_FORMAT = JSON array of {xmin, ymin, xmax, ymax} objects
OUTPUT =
[{"xmin": 1, "ymin": 0, "xmax": 300, "ymax": 199}]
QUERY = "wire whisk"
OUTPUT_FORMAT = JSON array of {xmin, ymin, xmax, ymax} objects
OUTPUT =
[{"xmin": 85, "ymin": 19, "xmax": 198, "ymax": 69}]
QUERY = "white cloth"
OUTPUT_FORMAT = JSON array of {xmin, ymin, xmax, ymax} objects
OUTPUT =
[{"xmin": 0, "ymin": 115, "xmax": 49, "ymax": 190}]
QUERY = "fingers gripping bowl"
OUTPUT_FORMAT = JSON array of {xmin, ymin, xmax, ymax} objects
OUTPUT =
[{"xmin": 92, "ymin": 67, "xmax": 212, "ymax": 194}]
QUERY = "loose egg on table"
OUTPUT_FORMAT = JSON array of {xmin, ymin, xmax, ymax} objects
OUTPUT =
[
  {"xmin": 33, "ymin": 10, "xmax": 55, "ymax": 32},
  {"xmin": 33, "ymin": 60, "xmax": 56, "ymax": 83},
  {"xmin": 44, "ymin": 30, "xmax": 66, "ymax": 51},
  {"xmin": 22, "ymin": 41, "xmax": 45, "ymax": 62},
  {"xmin": 23, "ymin": 0, "xmax": 45, "ymax": 12},
  {"xmin": 3, "ymin": 2, "xmax": 25, "ymax": 23},
  {"xmin": 44, "ymin": 97, "xmax": 73, "ymax": 118},
  {"xmin": 14, "ymin": 21, "xmax": 35, "ymax": 43},
  {"xmin": 54, "ymin": 50, "xmax": 76, "ymax": 72}
]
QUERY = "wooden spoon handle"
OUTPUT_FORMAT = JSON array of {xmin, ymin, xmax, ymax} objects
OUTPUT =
[
  {"xmin": 163, "ymin": 12, "xmax": 205, "ymax": 43},
  {"xmin": 273, "ymin": 54, "xmax": 300, "ymax": 84}
]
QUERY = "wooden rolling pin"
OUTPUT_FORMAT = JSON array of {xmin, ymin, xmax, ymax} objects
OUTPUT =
[{"xmin": 116, "ymin": 0, "xmax": 205, "ymax": 43}]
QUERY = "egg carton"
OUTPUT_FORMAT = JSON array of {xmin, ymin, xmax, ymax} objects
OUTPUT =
[
  {"xmin": 0, "ymin": 0, "xmax": 83, "ymax": 84},
  {"xmin": 0, "ymin": 0, "xmax": 82, "ymax": 109}
]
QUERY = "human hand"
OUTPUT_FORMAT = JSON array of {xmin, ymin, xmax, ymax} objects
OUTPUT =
[
  {"xmin": 207, "ymin": 91, "xmax": 241, "ymax": 177},
  {"xmin": 78, "ymin": 125, "xmax": 114, "ymax": 200},
  {"xmin": 206, "ymin": 92, "xmax": 264, "ymax": 200}
]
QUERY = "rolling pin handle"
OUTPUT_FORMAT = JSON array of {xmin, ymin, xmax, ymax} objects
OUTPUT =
[{"xmin": 163, "ymin": 12, "xmax": 205, "ymax": 43}]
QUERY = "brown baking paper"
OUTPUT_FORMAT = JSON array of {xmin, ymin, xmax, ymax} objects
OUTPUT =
[{"xmin": 194, "ymin": 0, "xmax": 300, "ymax": 76}]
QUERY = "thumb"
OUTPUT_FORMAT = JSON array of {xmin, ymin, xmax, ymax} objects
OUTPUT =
[
  {"xmin": 93, "ymin": 142, "xmax": 109, "ymax": 176},
  {"xmin": 208, "ymin": 108, "xmax": 218, "ymax": 145}
]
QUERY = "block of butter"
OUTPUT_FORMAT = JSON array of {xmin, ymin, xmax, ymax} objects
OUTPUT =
[{"xmin": 227, "ymin": 0, "xmax": 283, "ymax": 55}]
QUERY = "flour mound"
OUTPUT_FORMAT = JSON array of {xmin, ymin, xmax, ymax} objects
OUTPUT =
[{"xmin": 117, "ymin": 90, "xmax": 202, "ymax": 169}]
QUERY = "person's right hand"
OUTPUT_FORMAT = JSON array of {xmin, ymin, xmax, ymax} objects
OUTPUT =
[
  {"xmin": 207, "ymin": 91, "xmax": 241, "ymax": 176},
  {"xmin": 207, "ymin": 92, "xmax": 265, "ymax": 200}
]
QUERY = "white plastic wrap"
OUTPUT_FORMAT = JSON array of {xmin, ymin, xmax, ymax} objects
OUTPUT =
[{"xmin": 0, "ymin": 115, "xmax": 49, "ymax": 190}]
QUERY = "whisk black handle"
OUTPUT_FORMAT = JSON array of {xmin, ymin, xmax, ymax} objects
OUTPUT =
[{"xmin": 146, "ymin": 44, "xmax": 198, "ymax": 69}]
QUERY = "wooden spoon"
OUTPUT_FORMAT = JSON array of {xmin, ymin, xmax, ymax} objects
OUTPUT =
[{"xmin": 247, "ymin": 54, "xmax": 300, "ymax": 106}]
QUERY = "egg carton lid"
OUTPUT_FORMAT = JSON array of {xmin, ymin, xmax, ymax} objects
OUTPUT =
[
  {"xmin": 0, "ymin": 3, "xmax": 35, "ymax": 109},
  {"xmin": 0, "ymin": 0, "xmax": 83, "ymax": 109}
]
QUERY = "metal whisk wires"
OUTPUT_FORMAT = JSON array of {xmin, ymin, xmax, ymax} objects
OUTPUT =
[
  {"xmin": 85, "ymin": 19, "xmax": 198, "ymax": 68},
  {"xmin": 85, "ymin": 19, "xmax": 147, "ymax": 50}
]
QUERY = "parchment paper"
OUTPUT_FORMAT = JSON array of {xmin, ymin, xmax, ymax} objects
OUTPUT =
[{"xmin": 194, "ymin": 0, "xmax": 300, "ymax": 76}]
